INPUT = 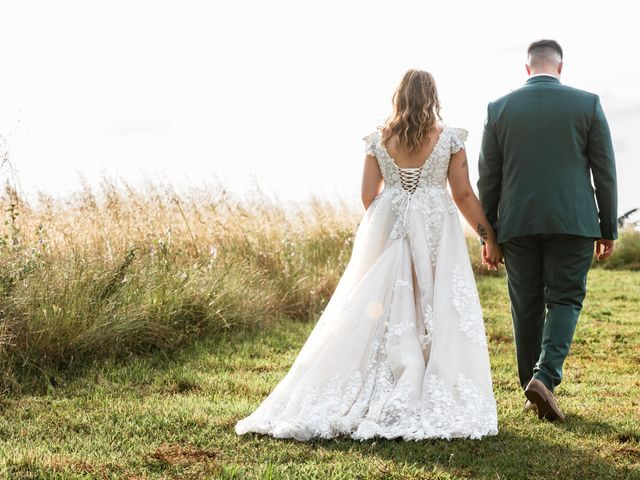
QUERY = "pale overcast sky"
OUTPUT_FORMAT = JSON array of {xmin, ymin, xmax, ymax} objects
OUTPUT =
[{"xmin": 0, "ymin": 0, "xmax": 638, "ymax": 215}]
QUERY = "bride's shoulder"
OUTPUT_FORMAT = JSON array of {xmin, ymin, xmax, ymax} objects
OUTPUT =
[
  {"xmin": 362, "ymin": 127, "xmax": 384, "ymax": 142},
  {"xmin": 442, "ymin": 124, "xmax": 468, "ymax": 155},
  {"xmin": 443, "ymin": 124, "xmax": 468, "ymax": 142},
  {"xmin": 362, "ymin": 128, "xmax": 382, "ymax": 157},
  {"xmin": 362, "ymin": 130, "xmax": 379, "ymax": 143}
]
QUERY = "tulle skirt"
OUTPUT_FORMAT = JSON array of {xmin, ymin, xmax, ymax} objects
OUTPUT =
[{"xmin": 234, "ymin": 186, "xmax": 498, "ymax": 441}]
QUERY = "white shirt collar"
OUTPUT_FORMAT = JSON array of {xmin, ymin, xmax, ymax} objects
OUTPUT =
[{"xmin": 529, "ymin": 73, "xmax": 560, "ymax": 79}]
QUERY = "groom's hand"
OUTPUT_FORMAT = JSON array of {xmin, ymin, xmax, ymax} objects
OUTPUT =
[
  {"xmin": 595, "ymin": 239, "xmax": 615, "ymax": 260},
  {"xmin": 481, "ymin": 243, "xmax": 503, "ymax": 270},
  {"xmin": 481, "ymin": 244, "xmax": 494, "ymax": 269}
]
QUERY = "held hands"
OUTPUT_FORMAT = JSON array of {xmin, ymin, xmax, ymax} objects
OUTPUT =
[
  {"xmin": 481, "ymin": 240, "xmax": 504, "ymax": 271},
  {"xmin": 480, "ymin": 238, "xmax": 616, "ymax": 269},
  {"xmin": 476, "ymin": 221, "xmax": 503, "ymax": 271},
  {"xmin": 595, "ymin": 239, "xmax": 615, "ymax": 261}
]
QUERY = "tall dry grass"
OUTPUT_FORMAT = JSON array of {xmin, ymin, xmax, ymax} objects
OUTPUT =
[
  {"xmin": 0, "ymin": 174, "xmax": 637, "ymax": 394},
  {"xmin": 0, "ymin": 176, "xmax": 360, "ymax": 393}
]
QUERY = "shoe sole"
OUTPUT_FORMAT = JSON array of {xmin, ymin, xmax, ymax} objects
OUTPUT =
[{"xmin": 524, "ymin": 388, "xmax": 561, "ymax": 422}]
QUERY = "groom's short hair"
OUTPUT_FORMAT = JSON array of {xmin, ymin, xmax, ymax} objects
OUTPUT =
[{"xmin": 527, "ymin": 39, "xmax": 563, "ymax": 67}]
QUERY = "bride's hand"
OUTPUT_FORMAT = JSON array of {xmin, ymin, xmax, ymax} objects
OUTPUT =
[{"xmin": 482, "ymin": 241, "xmax": 503, "ymax": 270}]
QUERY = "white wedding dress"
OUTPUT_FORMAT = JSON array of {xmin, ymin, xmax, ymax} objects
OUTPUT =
[{"xmin": 235, "ymin": 125, "xmax": 498, "ymax": 441}]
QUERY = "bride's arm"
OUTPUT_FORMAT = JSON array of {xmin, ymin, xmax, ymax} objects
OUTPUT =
[
  {"xmin": 447, "ymin": 147, "xmax": 502, "ymax": 268},
  {"xmin": 361, "ymin": 154, "xmax": 383, "ymax": 209}
]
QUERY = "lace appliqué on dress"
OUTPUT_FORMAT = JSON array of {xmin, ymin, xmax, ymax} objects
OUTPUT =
[
  {"xmin": 450, "ymin": 127, "xmax": 468, "ymax": 155},
  {"xmin": 422, "ymin": 373, "xmax": 498, "ymax": 439},
  {"xmin": 363, "ymin": 131, "xmax": 378, "ymax": 157},
  {"xmin": 362, "ymin": 130, "xmax": 400, "ymax": 186},
  {"xmin": 386, "ymin": 269, "xmax": 418, "ymax": 337},
  {"xmin": 451, "ymin": 265, "xmax": 488, "ymax": 347},
  {"xmin": 419, "ymin": 304, "xmax": 434, "ymax": 350}
]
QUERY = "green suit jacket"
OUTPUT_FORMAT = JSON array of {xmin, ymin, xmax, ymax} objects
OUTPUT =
[{"xmin": 477, "ymin": 75, "xmax": 618, "ymax": 244}]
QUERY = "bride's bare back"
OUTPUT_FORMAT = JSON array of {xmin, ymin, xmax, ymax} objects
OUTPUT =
[{"xmin": 381, "ymin": 124, "xmax": 445, "ymax": 169}]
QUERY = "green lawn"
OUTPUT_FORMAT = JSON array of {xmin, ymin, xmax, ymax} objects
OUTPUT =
[{"xmin": 0, "ymin": 269, "xmax": 638, "ymax": 479}]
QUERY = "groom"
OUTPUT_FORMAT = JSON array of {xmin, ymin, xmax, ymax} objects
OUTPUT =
[{"xmin": 477, "ymin": 39, "xmax": 618, "ymax": 421}]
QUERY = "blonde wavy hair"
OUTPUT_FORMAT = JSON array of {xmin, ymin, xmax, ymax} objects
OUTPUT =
[{"xmin": 379, "ymin": 69, "xmax": 442, "ymax": 154}]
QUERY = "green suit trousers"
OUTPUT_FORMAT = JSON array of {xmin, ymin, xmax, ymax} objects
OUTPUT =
[{"xmin": 501, "ymin": 233, "xmax": 595, "ymax": 392}]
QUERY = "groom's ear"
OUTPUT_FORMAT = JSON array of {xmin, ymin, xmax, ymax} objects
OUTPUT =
[
  {"xmin": 525, "ymin": 63, "xmax": 532, "ymax": 75},
  {"xmin": 557, "ymin": 62, "xmax": 564, "ymax": 75}
]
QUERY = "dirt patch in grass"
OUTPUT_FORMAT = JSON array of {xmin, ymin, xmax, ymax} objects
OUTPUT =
[{"xmin": 149, "ymin": 443, "xmax": 218, "ymax": 466}]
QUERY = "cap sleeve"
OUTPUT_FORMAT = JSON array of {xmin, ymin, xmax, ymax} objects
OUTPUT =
[
  {"xmin": 362, "ymin": 131, "xmax": 378, "ymax": 157},
  {"xmin": 450, "ymin": 127, "xmax": 468, "ymax": 154}
]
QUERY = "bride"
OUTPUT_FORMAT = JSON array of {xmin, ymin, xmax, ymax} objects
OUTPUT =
[{"xmin": 235, "ymin": 69, "xmax": 501, "ymax": 441}]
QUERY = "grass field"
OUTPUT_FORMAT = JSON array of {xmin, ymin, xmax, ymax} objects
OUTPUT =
[
  {"xmin": 0, "ymin": 179, "xmax": 638, "ymax": 478},
  {"xmin": 1, "ymin": 269, "xmax": 638, "ymax": 479}
]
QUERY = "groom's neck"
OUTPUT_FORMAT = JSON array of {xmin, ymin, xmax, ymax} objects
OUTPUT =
[{"xmin": 529, "ymin": 67, "xmax": 561, "ymax": 79}]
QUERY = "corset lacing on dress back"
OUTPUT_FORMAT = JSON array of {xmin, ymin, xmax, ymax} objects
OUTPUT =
[{"xmin": 397, "ymin": 166, "xmax": 422, "ymax": 194}]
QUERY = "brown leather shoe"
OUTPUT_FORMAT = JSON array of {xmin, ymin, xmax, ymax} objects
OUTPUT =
[
  {"xmin": 523, "ymin": 399, "xmax": 538, "ymax": 414},
  {"xmin": 524, "ymin": 378, "xmax": 565, "ymax": 422}
]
